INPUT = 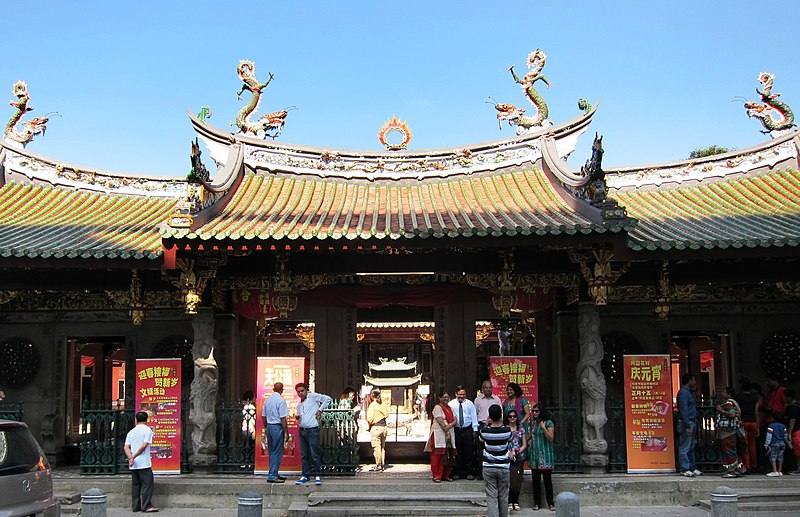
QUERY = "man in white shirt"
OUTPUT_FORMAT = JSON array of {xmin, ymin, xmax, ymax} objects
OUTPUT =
[
  {"xmin": 124, "ymin": 411, "xmax": 158, "ymax": 513},
  {"xmin": 474, "ymin": 380, "xmax": 501, "ymax": 480},
  {"xmin": 449, "ymin": 385, "xmax": 479, "ymax": 480},
  {"xmin": 294, "ymin": 382, "xmax": 332, "ymax": 485},
  {"xmin": 262, "ymin": 382, "xmax": 289, "ymax": 483}
]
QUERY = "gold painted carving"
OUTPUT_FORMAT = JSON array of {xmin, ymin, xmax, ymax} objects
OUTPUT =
[{"xmin": 571, "ymin": 249, "xmax": 629, "ymax": 306}]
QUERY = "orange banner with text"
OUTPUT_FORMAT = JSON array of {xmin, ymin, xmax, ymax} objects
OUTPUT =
[
  {"xmin": 624, "ymin": 355, "xmax": 675, "ymax": 473},
  {"xmin": 135, "ymin": 358, "xmax": 182, "ymax": 475},
  {"xmin": 255, "ymin": 357, "xmax": 306, "ymax": 475},
  {"xmin": 488, "ymin": 356, "xmax": 539, "ymax": 407}
]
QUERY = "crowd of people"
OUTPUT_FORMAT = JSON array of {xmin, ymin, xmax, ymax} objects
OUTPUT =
[
  {"xmin": 425, "ymin": 381, "xmax": 556, "ymax": 515},
  {"xmin": 677, "ymin": 373, "xmax": 800, "ymax": 478}
]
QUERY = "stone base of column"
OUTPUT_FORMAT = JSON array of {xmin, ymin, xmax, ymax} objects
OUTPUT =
[{"xmin": 581, "ymin": 454, "xmax": 608, "ymax": 475}]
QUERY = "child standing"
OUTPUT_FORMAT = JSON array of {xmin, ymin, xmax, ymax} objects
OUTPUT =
[{"xmin": 765, "ymin": 420, "xmax": 792, "ymax": 476}]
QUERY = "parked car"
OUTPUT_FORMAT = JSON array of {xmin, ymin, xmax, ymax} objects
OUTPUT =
[{"xmin": 0, "ymin": 420, "xmax": 60, "ymax": 517}]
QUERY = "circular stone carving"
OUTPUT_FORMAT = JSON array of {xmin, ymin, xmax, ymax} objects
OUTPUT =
[
  {"xmin": 0, "ymin": 338, "xmax": 41, "ymax": 388},
  {"xmin": 760, "ymin": 331, "xmax": 800, "ymax": 382},
  {"xmin": 601, "ymin": 331, "xmax": 643, "ymax": 385}
]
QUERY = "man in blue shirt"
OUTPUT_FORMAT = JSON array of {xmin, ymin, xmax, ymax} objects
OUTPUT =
[
  {"xmin": 677, "ymin": 373, "xmax": 702, "ymax": 477},
  {"xmin": 261, "ymin": 382, "xmax": 289, "ymax": 483},
  {"xmin": 294, "ymin": 382, "xmax": 332, "ymax": 485}
]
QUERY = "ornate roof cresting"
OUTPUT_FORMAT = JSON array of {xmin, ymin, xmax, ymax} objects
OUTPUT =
[
  {"xmin": 235, "ymin": 60, "xmax": 293, "ymax": 139},
  {"xmin": 3, "ymin": 81, "xmax": 56, "ymax": 148},
  {"xmin": 492, "ymin": 49, "xmax": 552, "ymax": 134},
  {"xmin": 741, "ymin": 72, "xmax": 795, "ymax": 137},
  {"xmin": 377, "ymin": 115, "xmax": 412, "ymax": 151}
]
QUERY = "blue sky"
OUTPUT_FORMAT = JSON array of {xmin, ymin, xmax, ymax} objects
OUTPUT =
[{"xmin": 3, "ymin": 1, "xmax": 799, "ymax": 176}]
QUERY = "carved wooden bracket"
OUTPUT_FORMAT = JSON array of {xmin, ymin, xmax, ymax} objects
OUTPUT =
[
  {"xmin": 654, "ymin": 260, "xmax": 671, "ymax": 320},
  {"xmin": 570, "ymin": 249, "xmax": 629, "ymax": 306}
]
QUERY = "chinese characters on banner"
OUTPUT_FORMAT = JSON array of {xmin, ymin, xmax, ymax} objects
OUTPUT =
[
  {"xmin": 624, "ymin": 355, "xmax": 675, "ymax": 473},
  {"xmin": 255, "ymin": 357, "xmax": 306, "ymax": 475},
  {"xmin": 134, "ymin": 358, "xmax": 182, "ymax": 475},
  {"xmin": 488, "ymin": 356, "xmax": 539, "ymax": 406}
]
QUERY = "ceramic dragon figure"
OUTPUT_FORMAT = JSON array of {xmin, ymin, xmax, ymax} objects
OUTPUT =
[
  {"xmin": 4, "ymin": 81, "xmax": 52, "ymax": 147},
  {"xmin": 494, "ymin": 49, "xmax": 552, "ymax": 133},
  {"xmin": 743, "ymin": 72, "xmax": 795, "ymax": 136},
  {"xmin": 234, "ymin": 60, "xmax": 289, "ymax": 139}
]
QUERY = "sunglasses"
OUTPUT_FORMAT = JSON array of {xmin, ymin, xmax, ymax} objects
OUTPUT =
[
  {"xmin": 532, "ymin": 409, "xmax": 540, "ymax": 413},
  {"xmin": 508, "ymin": 415, "xmax": 518, "ymax": 418}
]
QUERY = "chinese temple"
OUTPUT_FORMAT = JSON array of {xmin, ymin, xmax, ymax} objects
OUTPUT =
[{"xmin": 2, "ymin": 56, "xmax": 800, "ymax": 473}]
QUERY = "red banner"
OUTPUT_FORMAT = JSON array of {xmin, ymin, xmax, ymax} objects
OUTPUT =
[
  {"xmin": 624, "ymin": 355, "xmax": 675, "ymax": 473},
  {"xmin": 135, "ymin": 358, "xmax": 182, "ymax": 475},
  {"xmin": 255, "ymin": 357, "xmax": 306, "ymax": 475},
  {"xmin": 488, "ymin": 356, "xmax": 539, "ymax": 407}
]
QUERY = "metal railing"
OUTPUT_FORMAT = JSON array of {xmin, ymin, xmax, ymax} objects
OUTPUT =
[{"xmin": 320, "ymin": 409, "xmax": 359, "ymax": 475}]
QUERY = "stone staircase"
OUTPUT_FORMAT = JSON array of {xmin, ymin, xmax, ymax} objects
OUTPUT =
[
  {"xmin": 287, "ymin": 485, "xmax": 487, "ymax": 516},
  {"xmin": 698, "ymin": 484, "xmax": 800, "ymax": 514}
]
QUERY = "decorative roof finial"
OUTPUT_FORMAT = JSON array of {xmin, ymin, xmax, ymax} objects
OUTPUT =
[
  {"xmin": 3, "ymin": 81, "xmax": 56, "ymax": 147},
  {"xmin": 742, "ymin": 71, "xmax": 795, "ymax": 137},
  {"xmin": 378, "ymin": 115, "xmax": 412, "ymax": 151},
  {"xmin": 234, "ymin": 60, "xmax": 292, "ymax": 139},
  {"xmin": 492, "ymin": 49, "xmax": 552, "ymax": 134}
]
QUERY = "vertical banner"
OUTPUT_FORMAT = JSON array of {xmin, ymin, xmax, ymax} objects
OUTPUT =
[
  {"xmin": 488, "ymin": 356, "xmax": 539, "ymax": 405},
  {"xmin": 255, "ymin": 357, "xmax": 306, "ymax": 475},
  {"xmin": 624, "ymin": 355, "xmax": 675, "ymax": 473},
  {"xmin": 134, "ymin": 358, "xmax": 182, "ymax": 475}
]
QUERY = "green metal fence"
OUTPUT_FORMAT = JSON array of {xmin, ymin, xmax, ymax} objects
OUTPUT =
[
  {"xmin": 549, "ymin": 400, "xmax": 581, "ymax": 473},
  {"xmin": 79, "ymin": 401, "xmax": 358, "ymax": 475},
  {"xmin": 0, "ymin": 402, "xmax": 23, "ymax": 422}
]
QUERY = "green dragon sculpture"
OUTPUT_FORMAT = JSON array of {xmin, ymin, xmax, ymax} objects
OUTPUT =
[
  {"xmin": 494, "ymin": 49, "xmax": 552, "ymax": 132},
  {"xmin": 743, "ymin": 72, "xmax": 795, "ymax": 135},
  {"xmin": 235, "ymin": 60, "xmax": 288, "ymax": 139},
  {"xmin": 4, "ymin": 81, "xmax": 52, "ymax": 146}
]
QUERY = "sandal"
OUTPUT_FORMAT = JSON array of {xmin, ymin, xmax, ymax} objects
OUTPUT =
[
  {"xmin": 144, "ymin": 509, "xmax": 159, "ymax": 513},
  {"xmin": 532, "ymin": 505, "xmax": 540, "ymax": 511},
  {"xmin": 549, "ymin": 505, "xmax": 556, "ymax": 511},
  {"xmin": 433, "ymin": 478, "xmax": 441, "ymax": 483}
]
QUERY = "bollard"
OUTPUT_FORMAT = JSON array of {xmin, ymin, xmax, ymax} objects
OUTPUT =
[
  {"xmin": 238, "ymin": 490, "xmax": 263, "ymax": 517},
  {"xmin": 555, "ymin": 491, "xmax": 579, "ymax": 517},
  {"xmin": 81, "ymin": 488, "xmax": 107, "ymax": 517},
  {"xmin": 710, "ymin": 485, "xmax": 738, "ymax": 517}
]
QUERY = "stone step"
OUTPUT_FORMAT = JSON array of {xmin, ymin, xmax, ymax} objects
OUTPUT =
[
  {"xmin": 307, "ymin": 491, "xmax": 487, "ymax": 507},
  {"xmin": 698, "ymin": 499, "xmax": 800, "ymax": 514},
  {"xmin": 289, "ymin": 501, "xmax": 486, "ymax": 516}
]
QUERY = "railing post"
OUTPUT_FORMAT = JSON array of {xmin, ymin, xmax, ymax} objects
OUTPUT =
[
  {"xmin": 710, "ymin": 485, "xmax": 738, "ymax": 517},
  {"xmin": 555, "ymin": 491, "xmax": 579, "ymax": 517},
  {"xmin": 81, "ymin": 488, "xmax": 108, "ymax": 517},
  {"xmin": 238, "ymin": 490, "xmax": 263, "ymax": 517}
]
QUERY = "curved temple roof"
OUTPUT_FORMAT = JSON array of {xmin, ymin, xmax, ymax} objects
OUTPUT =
[{"xmin": 2, "ymin": 101, "xmax": 800, "ymax": 261}]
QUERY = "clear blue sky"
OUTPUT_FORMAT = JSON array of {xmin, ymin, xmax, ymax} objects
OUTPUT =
[{"xmin": 3, "ymin": 1, "xmax": 799, "ymax": 176}]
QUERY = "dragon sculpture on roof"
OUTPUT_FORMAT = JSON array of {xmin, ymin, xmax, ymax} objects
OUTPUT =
[
  {"xmin": 234, "ymin": 60, "xmax": 290, "ymax": 139},
  {"xmin": 493, "ymin": 49, "xmax": 552, "ymax": 133},
  {"xmin": 3, "ymin": 81, "xmax": 53, "ymax": 147},
  {"xmin": 742, "ymin": 72, "xmax": 795, "ymax": 136}
]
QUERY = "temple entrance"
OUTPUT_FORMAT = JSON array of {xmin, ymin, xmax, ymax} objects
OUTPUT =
[
  {"xmin": 670, "ymin": 330, "xmax": 732, "ymax": 404},
  {"xmin": 65, "ymin": 336, "xmax": 127, "ymax": 445}
]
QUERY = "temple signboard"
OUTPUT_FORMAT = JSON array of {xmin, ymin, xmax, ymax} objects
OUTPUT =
[
  {"xmin": 134, "ymin": 358, "xmax": 182, "ymax": 475},
  {"xmin": 623, "ymin": 355, "xmax": 675, "ymax": 473}
]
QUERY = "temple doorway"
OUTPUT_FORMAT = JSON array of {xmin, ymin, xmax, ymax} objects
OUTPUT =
[
  {"xmin": 65, "ymin": 336, "xmax": 127, "ymax": 445},
  {"xmin": 670, "ymin": 330, "xmax": 732, "ymax": 404}
]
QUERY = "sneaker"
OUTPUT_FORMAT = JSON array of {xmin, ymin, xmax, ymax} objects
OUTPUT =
[
  {"xmin": 767, "ymin": 471, "xmax": 781, "ymax": 477},
  {"xmin": 693, "ymin": 469, "xmax": 703, "ymax": 476},
  {"xmin": 790, "ymin": 469, "xmax": 800, "ymax": 476},
  {"xmin": 779, "ymin": 472, "xmax": 784, "ymax": 476},
  {"xmin": 722, "ymin": 473, "xmax": 737, "ymax": 478},
  {"xmin": 295, "ymin": 477, "xmax": 309, "ymax": 485},
  {"xmin": 681, "ymin": 470, "xmax": 695, "ymax": 477},
  {"xmin": 314, "ymin": 476, "xmax": 322, "ymax": 485}
]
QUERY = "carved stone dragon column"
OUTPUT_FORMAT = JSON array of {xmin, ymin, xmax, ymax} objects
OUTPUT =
[
  {"xmin": 188, "ymin": 308, "xmax": 218, "ymax": 469},
  {"xmin": 577, "ymin": 303, "xmax": 608, "ymax": 473}
]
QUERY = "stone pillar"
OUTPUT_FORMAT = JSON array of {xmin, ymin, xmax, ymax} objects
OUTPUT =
[
  {"xmin": 238, "ymin": 490, "xmax": 263, "ymax": 517},
  {"xmin": 577, "ymin": 303, "xmax": 608, "ymax": 473},
  {"xmin": 81, "ymin": 488, "xmax": 107, "ymax": 517},
  {"xmin": 189, "ymin": 308, "xmax": 218, "ymax": 470},
  {"xmin": 710, "ymin": 486, "xmax": 738, "ymax": 517},
  {"xmin": 555, "ymin": 491, "xmax": 579, "ymax": 517}
]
